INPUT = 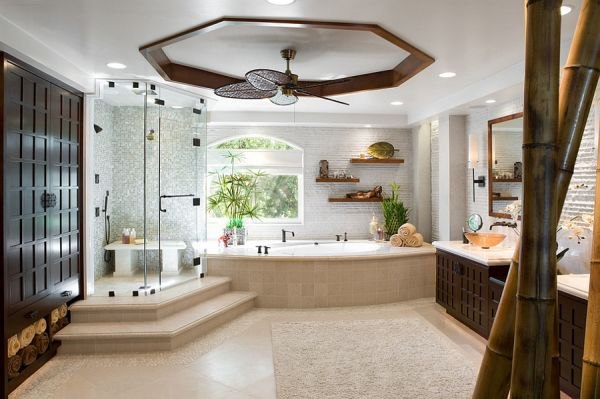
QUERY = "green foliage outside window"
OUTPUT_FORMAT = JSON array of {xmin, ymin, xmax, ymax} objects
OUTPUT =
[{"xmin": 216, "ymin": 137, "xmax": 293, "ymax": 150}]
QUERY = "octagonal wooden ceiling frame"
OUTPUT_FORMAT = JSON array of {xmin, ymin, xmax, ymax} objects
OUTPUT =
[{"xmin": 139, "ymin": 17, "xmax": 435, "ymax": 97}]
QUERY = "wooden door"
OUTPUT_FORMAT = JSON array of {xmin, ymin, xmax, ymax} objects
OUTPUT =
[
  {"xmin": 4, "ymin": 62, "xmax": 53, "ymax": 319},
  {"xmin": 457, "ymin": 258, "xmax": 489, "ymax": 336}
]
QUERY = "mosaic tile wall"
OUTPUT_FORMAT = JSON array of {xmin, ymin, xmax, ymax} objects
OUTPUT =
[{"xmin": 93, "ymin": 101, "xmax": 207, "ymax": 278}]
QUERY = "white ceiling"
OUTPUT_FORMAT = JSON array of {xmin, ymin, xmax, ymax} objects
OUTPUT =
[{"xmin": 0, "ymin": 0, "xmax": 583, "ymax": 125}]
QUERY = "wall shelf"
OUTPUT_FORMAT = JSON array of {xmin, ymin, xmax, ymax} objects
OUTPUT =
[
  {"xmin": 493, "ymin": 178, "xmax": 522, "ymax": 183},
  {"xmin": 492, "ymin": 196, "xmax": 519, "ymax": 201},
  {"xmin": 316, "ymin": 178, "xmax": 360, "ymax": 183},
  {"xmin": 328, "ymin": 197, "xmax": 383, "ymax": 203},
  {"xmin": 350, "ymin": 158, "xmax": 404, "ymax": 164}
]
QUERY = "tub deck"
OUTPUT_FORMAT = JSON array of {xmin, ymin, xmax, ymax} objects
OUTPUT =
[{"xmin": 207, "ymin": 240, "xmax": 436, "ymax": 308}]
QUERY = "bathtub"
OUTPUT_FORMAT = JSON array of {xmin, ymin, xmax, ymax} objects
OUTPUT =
[{"xmin": 206, "ymin": 240, "xmax": 436, "ymax": 308}]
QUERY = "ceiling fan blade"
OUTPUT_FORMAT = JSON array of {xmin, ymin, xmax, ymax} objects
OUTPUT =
[
  {"xmin": 297, "ymin": 78, "xmax": 351, "ymax": 89},
  {"xmin": 214, "ymin": 82, "xmax": 277, "ymax": 99},
  {"xmin": 246, "ymin": 69, "xmax": 291, "ymax": 91},
  {"xmin": 295, "ymin": 88, "xmax": 349, "ymax": 106},
  {"xmin": 270, "ymin": 87, "xmax": 298, "ymax": 106}
]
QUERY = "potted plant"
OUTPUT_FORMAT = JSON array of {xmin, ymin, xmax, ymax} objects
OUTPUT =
[
  {"xmin": 208, "ymin": 152, "xmax": 266, "ymax": 245},
  {"xmin": 381, "ymin": 183, "xmax": 410, "ymax": 240}
]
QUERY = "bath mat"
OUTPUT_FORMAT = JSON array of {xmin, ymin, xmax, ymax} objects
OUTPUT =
[{"xmin": 271, "ymin": 317, "xmax": 477, "ymax": 399}]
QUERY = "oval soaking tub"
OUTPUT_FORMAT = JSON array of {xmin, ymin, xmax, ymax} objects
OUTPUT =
[{"xmin": 206, "ymin": 240, "xmax": 436, "ymax": 309}]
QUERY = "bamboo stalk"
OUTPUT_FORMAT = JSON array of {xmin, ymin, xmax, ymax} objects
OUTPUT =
[
  {"xmin": 473, "ymin": 0, "xmax": 600, "ymax": 396},
  {"xmin": 510, "ymin": 1, "xmax": 562, "ymax": 396},
  {"xmin": 580, "ymin": 4, "xmax": 600, "ymax": 395}
]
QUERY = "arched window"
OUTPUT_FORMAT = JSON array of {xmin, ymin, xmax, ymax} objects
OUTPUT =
[{"xmin": 207, "ymin": 135, "xmax": 304, "ymax": 224}]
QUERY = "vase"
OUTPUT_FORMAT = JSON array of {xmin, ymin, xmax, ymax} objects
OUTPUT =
[{"xmin": 224, "ymin": 227, "xmax": 247, "ymax": 246}]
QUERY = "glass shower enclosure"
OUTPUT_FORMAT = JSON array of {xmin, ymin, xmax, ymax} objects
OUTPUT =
[{"xmin": 91, "ymin": 80, "xmax": 207, "ymax": 296}]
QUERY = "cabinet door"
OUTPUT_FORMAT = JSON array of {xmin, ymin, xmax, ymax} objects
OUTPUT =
[
  {"xmin": 457, "ymin": 258, "xmax": 488, "ymax": 335},
  {"xmin": 48, "ymin": 86, "xmax": 81, "ymax": 290},
  {"xmin": 4, "ymin": 63, "xmax": 52, "ymax": 315},
  {"xmin": 436, "ymin": 252, "xmax": 459, "ymax": 311}
]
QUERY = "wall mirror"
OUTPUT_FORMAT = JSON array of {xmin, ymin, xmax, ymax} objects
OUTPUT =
[{"xmin": 488, "ymin": 112, "xmax": 523, "ymax": 218}]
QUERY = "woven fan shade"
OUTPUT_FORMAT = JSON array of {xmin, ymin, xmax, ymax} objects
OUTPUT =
[{"xmin": 214, "ymin": 82, "xmax": 276, "ymax": 99}]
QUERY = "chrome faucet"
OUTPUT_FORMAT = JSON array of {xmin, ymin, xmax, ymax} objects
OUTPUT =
[
  {"xmin": 489, "ymin": 221, "xmax": 518, "ymax": 230},
  {"xmin": 282, "ymin": 229, "xmax": 295, "ymax": 242}
]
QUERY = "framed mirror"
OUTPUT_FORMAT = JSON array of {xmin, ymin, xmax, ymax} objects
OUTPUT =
[{"xmin": 488, "ymin": 112, "xmax": 523, "ymax": 218}]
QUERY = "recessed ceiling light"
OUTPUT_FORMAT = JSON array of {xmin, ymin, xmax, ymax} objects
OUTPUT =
[
  {"xmin": 485, "ymin": 99, "xmax": 496, "ymax": 104},
  {"xmin": 364, "ymin": 124, "xmax": 372, "ymax": 128},
  {"xmin": 106, "ymin": 62, "xmax": 127, "ymax": 70},
  {"xmin": 390, "ymin": 101, "xmax": 404, "ymax": 106},
  {"xmin": 266, "ymin": 0, "xmax": 295, "ymax": 4},
  {"xmin": 439, "ymin": 72, "xmax": 456, "ymax": 78},
  {"xmin": 560, "ymin": 5, "xmax": 573, "ymax": 15},
  {"xmin": 172, "ymin": 105, "xmax": 184, "ymax": 109}
]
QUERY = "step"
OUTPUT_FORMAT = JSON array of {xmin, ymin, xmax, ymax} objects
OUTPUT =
[
  {"xmin": 56, "ymin": 291, "xmax": 256, "ymax": 354},
  {"xmin": 71, "ymin": 276, "xmax": 232, "ymax": 323}
]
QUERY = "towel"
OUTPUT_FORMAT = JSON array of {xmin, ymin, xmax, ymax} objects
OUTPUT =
[
  {"xmin": 18, "ymin": 325, "xmax": 36, "ymax": 348},
  {"xmin": 8, "ymin": 335, "xmax": 21, "ymax": 358},
  {"xmin": 405, "ymin": 233, "xmax": 424, "ymax": 248},
  {"xmin": 33, "ymin": 333, "xmax": 49, "ymax": 354},
  {"xmin": 22, "ymin": 344, "xmax": 38, "ymax": 366},
  {"xmin": 59, "ymin": 303, "xmax": 68, "ymax": 318},
  {"xmin": 35, "ymin": 318, "xmax": 47, "ymax": 335},
  {"xmin": 51, "ymin": 309, "xmax": 59, "ymax": 324},
  {"xmin": 390, "ymin": 234, "xmax": 405, "ymax": 247},
  {"xmin": 398, "ymin": 223, "xmax": 417, "ymax": 238},
  {"xmin": 7, "ymin": 353, "xmax": 22, "ymax": 379}
]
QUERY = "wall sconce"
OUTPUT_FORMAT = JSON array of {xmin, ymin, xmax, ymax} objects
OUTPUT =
[{"xmin": 469, "ymin": 135, "xmax": 486, "ymax": 202}]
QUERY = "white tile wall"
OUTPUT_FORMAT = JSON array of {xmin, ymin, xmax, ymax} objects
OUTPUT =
[{"xmin": 207, "ymin": 126, "xmax": 414, "ymax": 240}]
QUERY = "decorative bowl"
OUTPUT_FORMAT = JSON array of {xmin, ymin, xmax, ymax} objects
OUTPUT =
[{"xmin": 464, "ymin": 232, "xmax": 506, "ymax": 249}]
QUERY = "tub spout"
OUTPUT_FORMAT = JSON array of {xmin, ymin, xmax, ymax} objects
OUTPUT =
[{"xmin": 282, "ymin": 229, "xmax": 295, "ymax": 242}]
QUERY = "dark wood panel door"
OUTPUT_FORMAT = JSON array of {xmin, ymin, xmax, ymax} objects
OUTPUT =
[
  {"xmin": 4, "ymin": 63, "xmax": 52, "ymax": 317},
  {"xmin": 457, "ymin": 259, "xmax": 488, "ymax": 336},
  {"xmin": 48, "ymin": 86, "xmax": 81, "ymax": 291}
]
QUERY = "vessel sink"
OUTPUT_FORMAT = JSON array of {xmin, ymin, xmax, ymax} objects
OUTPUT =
[{"xmin": 464, "ymin": 232, "xmax": 506, "ymax": 249}]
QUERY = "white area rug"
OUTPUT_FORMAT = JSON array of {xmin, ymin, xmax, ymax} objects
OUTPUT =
[{"xmin": 271, "ymin": 317, "xmax": 477, "ymax": 399}]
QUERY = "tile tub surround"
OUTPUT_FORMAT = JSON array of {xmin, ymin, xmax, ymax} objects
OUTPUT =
[{"xmin": 207, "ymin": 243, "xmax": 436, "ymax": 308}]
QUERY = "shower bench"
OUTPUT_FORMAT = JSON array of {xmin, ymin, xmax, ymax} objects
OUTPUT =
[{"xmin": 104, "ymin": 240, "xmax": 187, "ymax": 276}]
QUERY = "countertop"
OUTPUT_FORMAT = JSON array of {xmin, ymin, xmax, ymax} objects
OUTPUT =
[
  {"xmin": 433, "ymin": 241, "xmax": 514, "ymax": 266},
  {"xmin": 557, "ymin": 274, "xmax": 589, "ymax": 300}
]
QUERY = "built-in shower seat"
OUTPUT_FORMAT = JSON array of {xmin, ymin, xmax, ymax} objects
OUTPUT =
[{"xmin": 105, "ymin": 240, "xmax": 186, "ymax": 276}]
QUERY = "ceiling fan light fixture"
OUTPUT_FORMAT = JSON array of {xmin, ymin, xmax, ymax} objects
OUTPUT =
[
  {"xmin": 270, "ymin": 87, "xmax": 298, "ymax": 106},
  {"xmin": 266, "ymin": 0, "xmax": 295, "ymax": 5}
]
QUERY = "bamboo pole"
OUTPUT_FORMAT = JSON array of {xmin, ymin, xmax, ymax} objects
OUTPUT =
[
  {"xmin": 580, "ymin": 4, "xmax": 600, "ymax": 395},
  {"xmin": 473, "ymin": 0, "xmax": 600, "ymax": 396}
]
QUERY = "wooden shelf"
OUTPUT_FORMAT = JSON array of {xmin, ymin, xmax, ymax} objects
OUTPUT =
[
  {"xmin": 328, "ymin": 197, "xmax": 383, "ymax": 203},
  {"xmin": 316, "ymin": 177, "xmax": 360, "ymax": 183},
  {"xmin": 492, "ymin": 196, "xmax": 519, "ymax": 201},
  {"xmin": 493, "ymin": 178, "xmax": 522, "ymax": 183},
  {"xmin": 350, "ymin": 158, "xmax": 404, "ymax": 164}
]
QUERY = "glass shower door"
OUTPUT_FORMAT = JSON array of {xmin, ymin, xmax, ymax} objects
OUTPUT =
[{"xmin": 155, "ymin": 86, "xmax": 206, "ymax": 291}]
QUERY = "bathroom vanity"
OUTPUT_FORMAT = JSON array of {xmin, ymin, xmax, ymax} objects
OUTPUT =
[{"xmin": 433, "ymin": 242, "xmax": 590, "ymax": 398}]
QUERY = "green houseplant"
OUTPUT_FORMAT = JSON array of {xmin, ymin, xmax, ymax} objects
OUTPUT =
[
  {"xmin": 381, "ymin": 183, "xmax": 410, "ymax": 240},
  {"xmin": 207, "ymin": 152, "xmax": 266, "ymax": 245}
]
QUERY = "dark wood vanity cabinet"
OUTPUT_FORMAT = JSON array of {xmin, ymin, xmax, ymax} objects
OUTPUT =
[
  {"xmin": 558, "ymin": 291, "xmax": 587, "ymax": 398},
  {"xmin": 436, "ymin": 250, "xmax": 509, "ymax": 338},
  {"xmin": 1, "ymin": 53, "xmax": 84, "ymax": 398}
]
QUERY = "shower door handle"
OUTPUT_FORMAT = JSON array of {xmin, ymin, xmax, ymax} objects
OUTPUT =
[{"xmin": 159, "ymin": 194, "xmax": 194, "ymax": 212}]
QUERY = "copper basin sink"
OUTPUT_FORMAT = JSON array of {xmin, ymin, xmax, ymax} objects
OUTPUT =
[{"xmin": 464, "ymin": 232, "xmax": 506, "ymax": 249}]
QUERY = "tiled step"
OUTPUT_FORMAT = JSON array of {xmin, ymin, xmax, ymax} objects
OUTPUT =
[
  {"xmin": 71, "ymin": 276, "xmax": 232, "ymax": 323},
  {"xmin": 56, "ymin": 291, "xmax": 256, "ymax": 354}
]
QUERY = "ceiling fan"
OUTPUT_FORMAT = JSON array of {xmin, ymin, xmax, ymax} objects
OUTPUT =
[{"xmin": 214, "ymin": 49, "xmax": 350, "ymax": 106}]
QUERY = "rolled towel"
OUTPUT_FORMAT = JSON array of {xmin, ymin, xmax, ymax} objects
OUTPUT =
[
  {"xmin": 398, "ymin": 223, "xmax": 417, "ymax": 238},
  {"xmin": 58, "ymin": 317, "xmax": 69, "ymax": 329},
  {"xmin": 35, "ymin": 318, "xmax": 47, "ymax": 335},
  {"xmin": 7, "ymin": 353, "xmax": 22, "ymax": 379},
  {"xmin": 8, "ymin": 335, "xmax": 21, "ymax": 358},
  {"xmin": 51, "ymin": 309, "xmax": 59, "ymax": 324},
  {"xmin": 405, "ymin": 233, "xmax": 424, "ymax": 248},
  {"xmin": 33, "ymin": 333, "xmax": 50, "ymax": 354},
  {"xmin": 18, "ymin": 325, "xmax": 36, "ymax": 348},
  {"xmin": 390, "ymin": 234, "xmax": 406, "ymax": 247},
  {"xmin": 59, "ymin": 303, "xmax": 68, "ymax": 318},
  {"xmin": 22, "ymin": 344, "xmax": 39, "ymax": 366},
  {"xmin": 50, "ymin": 322, "xmax": 60, "ymax": 337}
]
